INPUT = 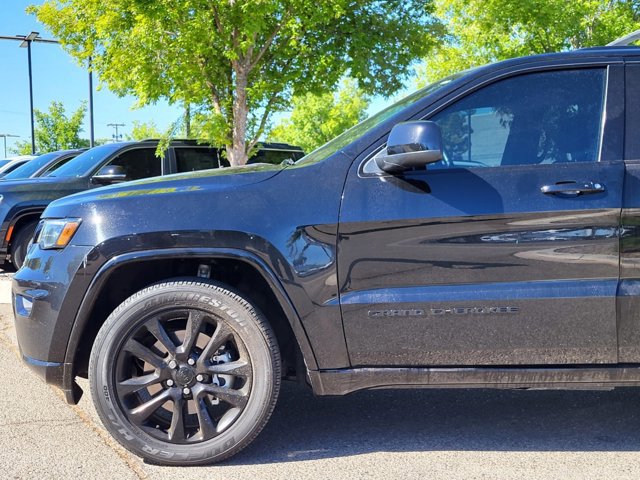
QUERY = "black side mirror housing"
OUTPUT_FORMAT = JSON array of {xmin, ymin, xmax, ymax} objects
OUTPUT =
[
  {"xmin": 376, "ymin": 121, "xmax": 443, "ymax": 173},
  {"xmin": 91, "ymin": 165, "xmax": 128, "ymax": 185}
]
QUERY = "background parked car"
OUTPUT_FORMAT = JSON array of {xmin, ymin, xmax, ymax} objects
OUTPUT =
[
  {"xmin": 0, "ymin": 155, "xmax": 37, "ymax": 177},
  {"xmin": 0, "ymin": 139, "xmax": 303, "ymax": 269},
  {"xmin": 1, "ymin": 149, "xmax": 87, "ymax": 181}
]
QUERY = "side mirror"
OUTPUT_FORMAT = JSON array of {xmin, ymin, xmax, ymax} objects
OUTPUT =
[
  {"xmin": 91, "ymin": 165, "xmax": 128, "ymax": 185},
  {"xmin": 375, "ymin": 121, "xmax": 443, "ymax": 173}
]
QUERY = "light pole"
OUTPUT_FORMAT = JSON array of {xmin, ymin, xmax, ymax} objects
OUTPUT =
[
  {"xmin": 0, "ymin": 32, "xmax": 96, "ymax": 152},
  {"xmin": 0, "ymin": 134, "xmax": 19, "ymax": 158}
]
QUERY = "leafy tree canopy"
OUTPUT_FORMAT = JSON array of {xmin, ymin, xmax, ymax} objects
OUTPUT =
[
  {"xmin": 14, "ymin": 101, "xmax": 88, "ymax": 154},
  {"xmin": 33, "ymin": 0, "xmax": 443, "ymax": 165},
  {"xmin": 268, "ymin": 79, "xmax": 369, "ymax": 152},
  {"xmin": 419, "ymin": 0, "xmax": 640, "ymax": 85},
  {"xmin": 126, "ymin": 120, "xmax": 163, "ymax": 141}
]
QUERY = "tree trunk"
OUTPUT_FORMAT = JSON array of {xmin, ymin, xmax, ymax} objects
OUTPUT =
[
  {"xmin": 184, "ymin": 103, "xmax": 191, "ymax": 138},
  {"xmin": 227, "ymin": 66, "xmax": 249, "ymax": 166}
]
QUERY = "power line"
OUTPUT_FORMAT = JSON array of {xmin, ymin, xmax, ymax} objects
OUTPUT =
[{"xmin": 108, "ymin": 123, "xmax": 125, "ymax": 142}]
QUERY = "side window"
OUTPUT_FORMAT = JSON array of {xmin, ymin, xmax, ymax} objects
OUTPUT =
[
  {"xmin": 106, "ymin": 148, "xmax": 161, "ymax": 180},
  {"xmin": 250, "ymin": 149, "xmax": 304, "ymax": 165},
  {"xmin": 175, "ymin": 147, "xmax": 227, "ymax": 172},
  {"xmin": 41, "ymin": 155, "xmax": 76, "ymax": 175},
  {"xmin": 430, "ymin": 69, "xmax": 606, "ymax": 169}
]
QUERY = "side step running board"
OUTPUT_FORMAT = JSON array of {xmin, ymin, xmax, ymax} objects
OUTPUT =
[{"xmin": 309, "ymin": 366, "xmax": 640, "ymax": 395}]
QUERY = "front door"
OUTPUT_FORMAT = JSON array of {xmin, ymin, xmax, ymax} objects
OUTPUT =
[{"xmin": 339, "ymin": 66, "xmax": 623, "ymax": 367}]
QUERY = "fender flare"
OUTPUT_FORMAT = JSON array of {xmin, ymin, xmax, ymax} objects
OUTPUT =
[
  {"xmin": 1, "ymin": 206, "xmax": 47, "ymax": 248},
  {"xmin": 63, "ymin": 247, "xmax": 319, "ymax": 384}
]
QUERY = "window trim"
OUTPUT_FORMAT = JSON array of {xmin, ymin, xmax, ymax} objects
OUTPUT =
[{"xmin": 358, "ymin": 60, "xmax": 624, "ymax": 179}]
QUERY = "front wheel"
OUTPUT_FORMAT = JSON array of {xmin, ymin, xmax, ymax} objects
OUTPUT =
[
  {"xmin": 10, "ymin": 220, "xmax": 39, "ymax": 270},
  {"xmin": 89, "ymin": 280, "xmax": 281, "ymax": 465}
]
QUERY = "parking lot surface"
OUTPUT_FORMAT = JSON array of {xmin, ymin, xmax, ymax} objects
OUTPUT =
[{"xmin": 1, "ymin": 273, "xmax": 640, "ymax": 479}]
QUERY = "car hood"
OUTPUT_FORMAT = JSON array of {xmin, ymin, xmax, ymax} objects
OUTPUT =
[
  {"xmin": 43, "ymin": 163, "xmax": 287, "ymax": 234},
  {"xmin": 0, "ymin": 176, "xmax": 81, "ymax": 192}
]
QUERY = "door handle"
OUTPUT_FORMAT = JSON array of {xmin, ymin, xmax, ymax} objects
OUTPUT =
[{"xmin": 541, "ymin": 181, "xmax": 605, "ymax": 196}]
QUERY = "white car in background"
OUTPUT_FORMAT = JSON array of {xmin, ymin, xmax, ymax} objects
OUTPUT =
[{"xmin": 0, "ymin": 155, "xmax": 37, "ymax": 177}]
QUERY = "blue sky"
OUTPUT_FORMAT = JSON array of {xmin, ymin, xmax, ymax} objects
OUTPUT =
[
  {"xmin": 0, "ymin": 1, "xmax": 400, "ymax": 156},
  {"xmin": 0, "ymin": 1, "xmax": 183, "ymax": 155}
]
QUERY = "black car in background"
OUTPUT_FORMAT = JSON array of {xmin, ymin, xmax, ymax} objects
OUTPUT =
[
  {"xmin": 0, "ymin": 140, "xmax": 303, "ymax": 268},
  {"xmin": 1, "ymin": 149, "xmax": 87, "ymax": 181}
]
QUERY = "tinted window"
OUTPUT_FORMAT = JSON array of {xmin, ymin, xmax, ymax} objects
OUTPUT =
[
  {"xmin": 3, "ymin": 152, "xmax": 79, "ymax": 180},
  {"xmin": 106, "ymin": 148, "xmax": 161, "ymax": 180},
  {"xmin": 430, "ymin": 69, "xmax": 606, "ymax": 168},
  {"xmin": 3, "ymin": 152, "xmax": 59, "ymax": 179},
  {"xmin": 175, "ymin": 147, "xmax": 225, "ymax": 172},
  {"xmin": 40, "ymin": 155, "xmax": 76, "ymax": 175},
  {"xmin": 250, "ymin": 148, "xmax": 304, "ymax": 165},
  {"xmin": 1, "ymin": 161, "xmax": 28, "ymax": 174},
  {"xmin": 48, "ymin": 144, "xmax": 123, "ymax": 177}
]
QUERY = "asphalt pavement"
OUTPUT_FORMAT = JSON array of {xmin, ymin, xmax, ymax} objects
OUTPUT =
[{"xmin": 1, "ymin": 273, "xmax": 640, "ymax": 479}]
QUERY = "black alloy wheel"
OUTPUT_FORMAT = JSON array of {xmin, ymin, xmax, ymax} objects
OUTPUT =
[{"xmin": 89, "ymin": 280, "xmax": 281, "ymax": 465}]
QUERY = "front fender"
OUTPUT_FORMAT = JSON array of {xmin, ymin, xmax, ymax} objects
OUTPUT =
[{"xmin": 64, "ymin": 246, "xmax": 320, "ymax": 373}]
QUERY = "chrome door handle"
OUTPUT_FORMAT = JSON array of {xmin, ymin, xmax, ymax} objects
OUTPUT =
[{"xmin": 541, "ymin": 181, "xmax": 605, "ymax": 196}]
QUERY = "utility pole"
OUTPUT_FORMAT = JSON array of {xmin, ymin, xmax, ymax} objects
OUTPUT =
[
  {"xmin": 0, "ymin": 32, "xmax": 96, "ymax": 151},
  {"xmin": 0, "ymin": 134, "xmax": 19, "ymax": 158},
  {"xmin": 108, "ymin": 123, "xmax": 125, "ymax": 142}
]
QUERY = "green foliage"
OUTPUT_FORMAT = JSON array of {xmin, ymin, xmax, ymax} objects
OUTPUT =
[
  {"xmin": 419, "ymin": 0, "xmax": 640, "ymax": 84},
  {"xmin": 126, "ymin": 121, "xmax": 162, "ymax": 141},
  {"xmin": 32, "ymin": 0, "xmax": 442, "ymax": 165},
  {"xmin": 268, "ymin": 79, "xmax": 370, "ymax": 152},
  {"xmin": 13, "ymin": 101, "xmax": 88, "ymax": 154}
]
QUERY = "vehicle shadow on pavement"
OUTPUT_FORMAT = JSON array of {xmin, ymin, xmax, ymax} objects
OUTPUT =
[{"xmin": 227, "ymin": 382, "xmax": 640, "ymax": 465}]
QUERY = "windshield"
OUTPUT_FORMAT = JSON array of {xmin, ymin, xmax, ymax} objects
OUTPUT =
[
  {"xmin": 296, "ymin": 73, "xmax": 465, "ymax": 166},
  {"xmin": 0, "ymin": 160, "xmax": 10, "ymax": 168},
  {"xmin": 3, "ymin": 152, "xmax": 63, "ymax": 180},
  {"xmin": 47, "ymin": 144, "xmax": 122, "ymax": 177}
]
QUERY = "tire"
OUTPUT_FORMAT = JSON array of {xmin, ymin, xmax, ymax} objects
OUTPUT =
[
  {"xmin": 10, "ymin": 220, "xmax": 39, "ymax": 270},
  {"xmin": 89, "ymin": 280, "xmax": 281, "ymax": 465}
]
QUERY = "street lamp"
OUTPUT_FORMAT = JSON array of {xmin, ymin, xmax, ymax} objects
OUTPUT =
[
  {"xmin": 0, "ymin": 31, "xmax": 96, "ymax": 152},
  {"xmin": 0, "ymin": 134, "xmax": 19, "ymax": 158},
  {"xmin": 19, "ymin": 32, "xmax": 39, "ymax": 154}
]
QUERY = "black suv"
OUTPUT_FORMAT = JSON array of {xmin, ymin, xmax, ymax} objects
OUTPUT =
[
  {"xmin": 0, "ymin": 140, "xmax": 303, "ymax": 268},
  {"xmin": 13, "ymin": 37, "xmax": 640, "ymax": 465}
]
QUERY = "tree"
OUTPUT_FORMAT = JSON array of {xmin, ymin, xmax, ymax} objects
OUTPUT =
[
  {"xmin": 268, "ymin": 79, "xmax": 369, "ymax": 152},
  {"xmin": 14, "ymin": 101, "xmax": 88, "ymax": 154},
  {"xmin": 125, "ymin": 121, "xmax": 162, "ymax": 141},
  {"xmin": 33, "ymin": 0, "xmax": 442, "ymax": 165},
  {"xmin": 419, "ymin": 0, "xmax": 640, "ymax": 84}
]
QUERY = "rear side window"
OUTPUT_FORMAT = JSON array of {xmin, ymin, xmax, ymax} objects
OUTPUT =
[
  {"xmin": 105, "ymin": 148, "xmax": 161, "ymax": 180},
  {"xmin": 175, "ymin": 147, "xmax": 226, "ymax": 172},
  {"xmin": 250, "ymin": 148, "xmax": 304, "ymax": 165},
  {"xmin": 429, "ymin": 68, "xmax": 606, "ymax": 168}
]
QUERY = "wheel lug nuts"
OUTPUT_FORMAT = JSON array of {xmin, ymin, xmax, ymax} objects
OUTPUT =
[
  {"xmin": 168, "ymin": 360, "xmax": 178, "ymax": 369},
  {"xmin": 166, "ymin": 379, "xmax": 174, "ymax": 387},
  {"xmin": 183, "ymin": 387, "xmax": 191, "ymax": 395},
  {"xmin": 187, "ymin": 358, "xmax": 195, "ymax": 366},
  {"xmin": 196, "ymin": 374, "xmax": 204, "ymax": 382}
]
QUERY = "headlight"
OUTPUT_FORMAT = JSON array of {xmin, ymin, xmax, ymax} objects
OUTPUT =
[{"xmin": 37, "ymin": 218, "xmax": 82, "ymax": 249}]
